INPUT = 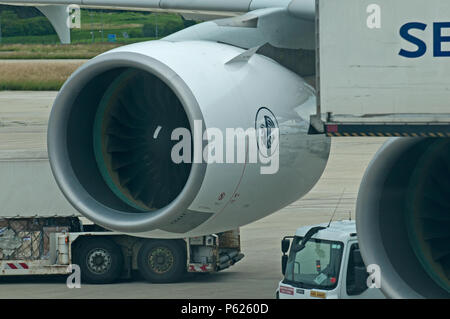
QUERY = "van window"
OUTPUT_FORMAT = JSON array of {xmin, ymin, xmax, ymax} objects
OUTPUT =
[{"xmin": 346, "ymin": 243, "xmax": 369, "ymax": 295}]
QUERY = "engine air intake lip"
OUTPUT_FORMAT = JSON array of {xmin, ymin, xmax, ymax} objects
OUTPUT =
[{"xmin": 48, "ymin": 51, "xmax": 206, "ymax": 233}]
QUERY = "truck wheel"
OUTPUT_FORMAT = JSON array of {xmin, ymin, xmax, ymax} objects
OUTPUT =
[
  {"xmin": 74, "ymin": 238, "xmax": 123, "ymax": 284},
  {"xmin": 137, "ymin": 240, "xmax": 186, "ymax": 283}
]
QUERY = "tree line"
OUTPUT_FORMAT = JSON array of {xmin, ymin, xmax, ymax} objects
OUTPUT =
[{"xmin": 0, "ymin": 6, "xmax": 54, "ymax": 37}]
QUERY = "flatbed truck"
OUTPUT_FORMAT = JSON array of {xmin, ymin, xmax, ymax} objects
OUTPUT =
[{"xmin": 0, "ymin": 157, "xmax": 243, "ymax": 284}]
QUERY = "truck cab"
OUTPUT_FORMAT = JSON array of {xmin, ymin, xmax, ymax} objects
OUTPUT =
[{"xmin": 277, "ymin": 220, "xmax": 385, "ymax": 299}]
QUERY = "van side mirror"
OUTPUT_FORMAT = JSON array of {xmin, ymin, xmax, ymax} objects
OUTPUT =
[
  {"xmin": 282, "ymin": 255, "xmax": 289, "ymax": 275},
  {"xmin": 281, "ymin": 238, "xmax": 291, "ymax": 254}
]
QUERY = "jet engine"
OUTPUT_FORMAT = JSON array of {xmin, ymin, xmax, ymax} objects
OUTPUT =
[
  {"xmin": 357, "ymin": 137, "xmax": 450, "ymax": 298},
  {"xmin": 48, "ymin": 40, "xmax": 330, "ymax": 238}
]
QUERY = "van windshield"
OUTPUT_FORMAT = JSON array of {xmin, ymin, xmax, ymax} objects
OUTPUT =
[{"xmin": 284, "ymin": 237, "xmax": 344, "ymax": 290}]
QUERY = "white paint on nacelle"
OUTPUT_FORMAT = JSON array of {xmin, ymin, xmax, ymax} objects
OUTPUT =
[{"xmin": 48, "ymin": 40, "xmax": 330, "ymax": 238}]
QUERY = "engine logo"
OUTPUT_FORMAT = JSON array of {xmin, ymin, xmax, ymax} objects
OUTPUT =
[{"xmin": 255, "ymin": 107, "xmax": 279, "ymax": 158}]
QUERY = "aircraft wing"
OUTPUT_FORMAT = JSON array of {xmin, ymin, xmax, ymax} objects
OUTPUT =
[
  {"xmin": 0, "ymin": 0, "xmax": 315, "ymax": 43},
  {"xmin": 0, "ymin": 0, "xmax": 299, "ymax": 16}
]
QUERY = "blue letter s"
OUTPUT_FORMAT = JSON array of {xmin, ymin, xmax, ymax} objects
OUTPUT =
[{"xmin": 399, "ymin": 22, "xmax": 427, "ymax": 58}]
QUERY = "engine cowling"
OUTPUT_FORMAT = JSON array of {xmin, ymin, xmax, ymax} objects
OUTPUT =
[
  {"xmin": 48, "ymin": 40, "xmax": 330, "ymax": 238},
  {"xmin": 357, "ymin": 137, "xmax": 450, "ymax": 298}
]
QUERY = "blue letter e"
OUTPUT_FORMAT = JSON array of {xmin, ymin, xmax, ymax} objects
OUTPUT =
[{"xmin": 434, "ymin": 22, "xmax": 450, "ymax": 57}]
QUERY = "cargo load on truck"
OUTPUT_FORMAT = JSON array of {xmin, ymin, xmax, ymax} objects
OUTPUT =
[{"xmin": 0, "ymin": 122, "xmax": 243, "ymax": 283}]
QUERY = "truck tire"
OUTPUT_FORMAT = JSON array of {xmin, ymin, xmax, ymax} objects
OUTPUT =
[
  {"xmin": 137, "ymin": 240, "xmax": 186, "ymax": 283},
  {"xmin": 74, "ymin": 238, "xmax": 123, "ymax": 284}
]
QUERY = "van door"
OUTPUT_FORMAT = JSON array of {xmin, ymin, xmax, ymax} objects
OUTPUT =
[{"xmin": 341, "ymin": 242, "xmax": 385, "ymax": 299}]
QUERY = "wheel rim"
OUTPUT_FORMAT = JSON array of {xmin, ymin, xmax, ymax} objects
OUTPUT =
[
  {"xmin": 86, "ymin": 248, "xmax": 113, "ymax": 274},
  {"xmin": 148, "ymin": 247, "xmax": 174, "ymax": 274}
]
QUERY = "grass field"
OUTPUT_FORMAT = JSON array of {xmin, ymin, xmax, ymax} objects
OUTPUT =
[
  {"xmin": 79, "ymin": 10, "xmax": 180, "ymax": 27},
  {"xmin": 0, "ymin": 10, "xmax": 184, "ymax": 45},
  {"xmin": 0, "ymin": 10, "xmax": 182, "ymax": 59},
  {"xmin": 0, "ymin": 42, "xmax": 155, "ymax": 59},
  {"xmin": 0, "ymin": 9, "xmax": 188, "ymax": 90},
  {"xmin": 0, "ymin": 60, "xmax": 85, "ymax": 90}
]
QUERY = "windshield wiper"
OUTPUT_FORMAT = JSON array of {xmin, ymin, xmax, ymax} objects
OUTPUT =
[{"xmin": 292, "ymin": 226, "xmax": 326, "ymax": 253}]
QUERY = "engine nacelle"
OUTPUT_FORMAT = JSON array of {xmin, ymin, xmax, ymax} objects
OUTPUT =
[
  {"xmin": 357, "ymin": 138, "xmax": 450, "ymax": 298},
  {"xmin": 48, "ymin": 40, "xmax": 330, "ymax": 238}
]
